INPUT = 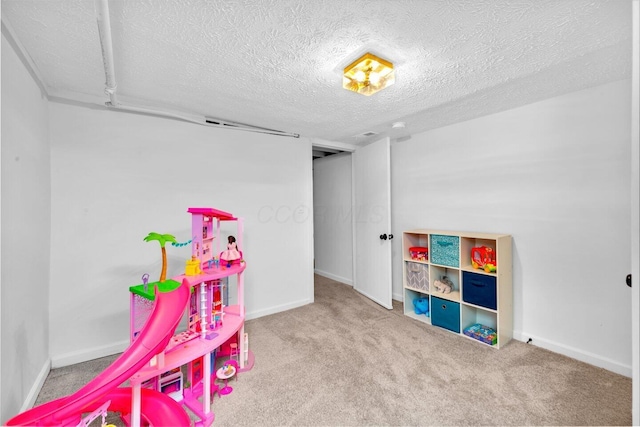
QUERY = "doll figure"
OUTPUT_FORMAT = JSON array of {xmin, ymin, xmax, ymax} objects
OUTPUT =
[{"xmin": 220, "ymin": 235, "xmax": 241, "ymax": 262}]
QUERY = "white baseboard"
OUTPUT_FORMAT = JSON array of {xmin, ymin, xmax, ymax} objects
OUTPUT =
[
  {"xmin": 50, "ymin": 300, "xmax": 311, "ymax": 367},
  {"xmin": 314, "ymin": 269, "xmax": 353, "ymax": 286},
  {"xmin": 246, "ymin": 298, "xmax": 312, "ymax": 320},
  {"xmin": 51, "ymin": 340, "xmax": 129, "ymax": 368},
  {"xmin": 513, "ymin": 331, "xmax": 632, "ymax": 377},
  {"xmin": 20, "ymin": 358, "xmax": 51, "ymax": 411},
  {"xmin": 314, "ymin": 269, "xmax": 403, "ymax": 304}
]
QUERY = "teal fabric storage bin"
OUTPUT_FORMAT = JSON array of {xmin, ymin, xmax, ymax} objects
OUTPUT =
[
  {"xmin": 431, "ymin": 296, "xmax": 460, "ymax": 333},
  {"xmin": 430, "ymin": 234, "xmax": 460, "ymax": 267}
]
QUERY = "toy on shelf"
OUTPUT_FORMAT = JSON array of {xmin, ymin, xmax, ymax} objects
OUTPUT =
[
  {"xmin": 471, "ymin": 246, "xmax": 497, "ymax": 273},
  {"xmin": 433, "ymin": 276, "xmax": 454, "ymax": 294},
  {"xmin": 409, "ymin": 246, "xmax": 428, "ymax": 261},
  {"xmin": 413, "ymin": 297, "xmax": 429, "ymax": 316},
  {"xmin": 463, "ymin": 323, "xmax": 498, "ymax": 345}
]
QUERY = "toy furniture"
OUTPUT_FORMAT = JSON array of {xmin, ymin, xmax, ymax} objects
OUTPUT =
[
  {"xmin": 224, "ymin": 359, "xmax": 240, "ymax": 384},
  {"xmin": 229, "ymin": 342, "xmax": 239, "ymax": 362},
  {"xmin": 402, "ymin": 229, "xmax": 512, "ymax": 348},
  {"xmin": 216, "ymin": 363, "xmax": 237, "ymax": 395}
]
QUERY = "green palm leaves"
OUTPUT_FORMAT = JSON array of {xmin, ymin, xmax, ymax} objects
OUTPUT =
[{"xmin": 144, "ymin": 232, "xmax": 178, "ymax": 282}]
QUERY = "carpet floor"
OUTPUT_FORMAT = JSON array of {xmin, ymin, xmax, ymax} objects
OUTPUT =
[{"xmin": 36, "ymin": 274, "xmax": 632, "ymax": 426}]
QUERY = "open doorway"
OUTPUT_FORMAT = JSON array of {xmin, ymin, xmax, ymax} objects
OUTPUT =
[{"xmin": 312, "ymin": 149, "xmax": 354, "ymax": 286}]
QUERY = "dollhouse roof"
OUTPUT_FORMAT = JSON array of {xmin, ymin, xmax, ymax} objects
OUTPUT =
[{"xmin": 187, "ymin": 207, "xmax": 236, "ymax": 221}]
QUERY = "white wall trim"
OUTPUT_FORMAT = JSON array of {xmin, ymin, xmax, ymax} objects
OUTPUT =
[
  {"xmin": 19, "ymin": 359, "xmax": 50, "ymax": 412},
  {"xmin": 246, "ymin": 298, "xmax": 312, "ymax": 321},
  {"xmin": 305, "ymin": 141, "xmax": 316, "ymax": 305},
  {"xmin": 51, "ymin": 298, "xmax": 311, "ymax": 368},
  {"xmin": 314, "ymin": 269, "xmax": 402, "ymax": 302},
  {"xmin": 314, "ymin": 269, "xmax": 353, "ymax": 287},
  {"xmin": 51, "ymin": 341, "xmax": 128, "ymax": 369},
  {"xmin": 513, "ymin": 331, "xmax": 632, "ymax": 377},
  {"xmin": 631, "ymin": 1, "xmax": 640, "ymax": 422},
  {"xmin": 310, "ymin": 138, "xmax": 358, "ymax": 153}
]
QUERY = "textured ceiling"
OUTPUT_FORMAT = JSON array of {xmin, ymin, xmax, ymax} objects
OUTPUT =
[{"xmin": 1, "ymin": 0, "xmax": 633, "ymax": 146}]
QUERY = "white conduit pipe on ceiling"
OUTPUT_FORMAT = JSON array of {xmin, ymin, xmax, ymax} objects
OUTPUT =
[
  {"xmin": 93, "ymin": 0, "xmax": 299, "ymax": 138},
  {"xmin": 95, "ymin": 0, "xmax": 118, "ymax": 107}
]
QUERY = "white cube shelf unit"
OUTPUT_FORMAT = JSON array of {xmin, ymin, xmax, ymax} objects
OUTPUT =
[{"xmin": 402, "ymin": 229, "xmax": 513, "ymax": 348}]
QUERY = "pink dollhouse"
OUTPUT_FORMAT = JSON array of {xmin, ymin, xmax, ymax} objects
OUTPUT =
[
  {"xmin": 5, "ymin": 207, "xmax": 253, "ymax": 427},
  {"xmin": 127, "ymin": 207, "xmax": 252, "ymax": 426}
]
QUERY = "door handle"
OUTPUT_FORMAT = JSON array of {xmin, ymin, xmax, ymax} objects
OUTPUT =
[
  {"xmin": 380, "ymin": 234, "xmax": 387, "ymax": 240},
  {"xmin": 627, "ymin": 274, "xmax": 632, "ymax": 288}
]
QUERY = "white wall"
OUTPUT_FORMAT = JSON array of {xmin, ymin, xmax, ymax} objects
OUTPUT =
[
  {"xmin": 1, "ymin": 33, "xmax": 51, "ymax": 423},
  {"xmin": 391, "ymin": 79, "xmax": 632, "ymax": 375},
  {"xmin": 48, "ymin": 102, "xmax": 314, "ymax": 367},
  {"xmin": 313, "ymin": 153, "xmax": 353, "ymax": 284}
]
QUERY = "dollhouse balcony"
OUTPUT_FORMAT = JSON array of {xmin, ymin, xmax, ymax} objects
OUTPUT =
[{"xmin": 129, "ymin": 306, "xmax": 245, "ymax": 386}]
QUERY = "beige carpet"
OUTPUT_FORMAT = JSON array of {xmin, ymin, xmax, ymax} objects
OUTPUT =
[{"xmin": 36, "ymin": 274, "xmax": 631, "ymax": 426}]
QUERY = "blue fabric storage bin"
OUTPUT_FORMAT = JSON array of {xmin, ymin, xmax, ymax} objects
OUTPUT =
[
  {"xmin": 462, "ymin": 271, "xmax": 497, "ymax": 310},
  {"xmin": 430, "ymin": 234, "xmax": 459, "ymax": 267},
  {"xmin": 431, "ymin": 296, "xmax": 460, "ymax": 333}
]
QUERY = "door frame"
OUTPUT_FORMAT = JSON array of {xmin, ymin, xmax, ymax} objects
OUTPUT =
[{"xmin": 631, "ymin": 1, "xmax": 639, "ymax": 423}]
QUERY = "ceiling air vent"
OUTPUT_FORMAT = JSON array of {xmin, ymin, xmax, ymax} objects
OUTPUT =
[{"xmin": 354, "ymin": 131, "xmax": 378, "ymax": 138}]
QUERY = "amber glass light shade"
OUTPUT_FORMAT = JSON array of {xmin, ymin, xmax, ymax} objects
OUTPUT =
[{"xmin": 343, "ymin": 52, "xmax": 395, "ymax": 96}]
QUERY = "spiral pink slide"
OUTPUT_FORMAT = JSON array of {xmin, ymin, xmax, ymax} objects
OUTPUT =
[{"xmin": 6, "ymin": 280, "xmax": 192, "ymax": 426}]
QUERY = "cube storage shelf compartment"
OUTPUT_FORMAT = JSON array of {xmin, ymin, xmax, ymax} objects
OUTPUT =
[
  {"xmin": 430, "ymin": 234, "xmax": 460, "ymax": 267},
  {"xmin": 403, "ymin": 288, "xmax": 430, "ymax": 321},
  {"xmin": 402, "ymin": 229, "xmax": 512, "ymax": 348},
  {"xmin": 431, "ymin": 296, "xmax": 460, "ymax": 333},
  {"xmin": 462, "ymin": 271, "xmax": 497, "ymax": 310},
  {"xmin": 405, "ymin": 262, "xmax": 429, "ymax": 292}
]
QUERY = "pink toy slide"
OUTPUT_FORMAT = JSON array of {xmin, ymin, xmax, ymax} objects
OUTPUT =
[{"xmin": 6, "ymin": 280, "xmax": 192, "ymax": 426}]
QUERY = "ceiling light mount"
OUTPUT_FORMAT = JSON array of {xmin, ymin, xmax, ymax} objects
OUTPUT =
[{"xmin": 343, "ymin": 52, "xmax": 395, "ymax": 96}]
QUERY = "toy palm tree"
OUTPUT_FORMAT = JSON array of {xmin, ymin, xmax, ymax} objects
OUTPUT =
[{"xmin": 143, "ymin": 232, "xmax": 177, "ymax": 282}]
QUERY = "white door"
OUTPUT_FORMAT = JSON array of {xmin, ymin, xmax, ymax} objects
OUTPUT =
[{"xmin": 352, "ymin": 137, "xmax": 393, "ymax": 309}]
